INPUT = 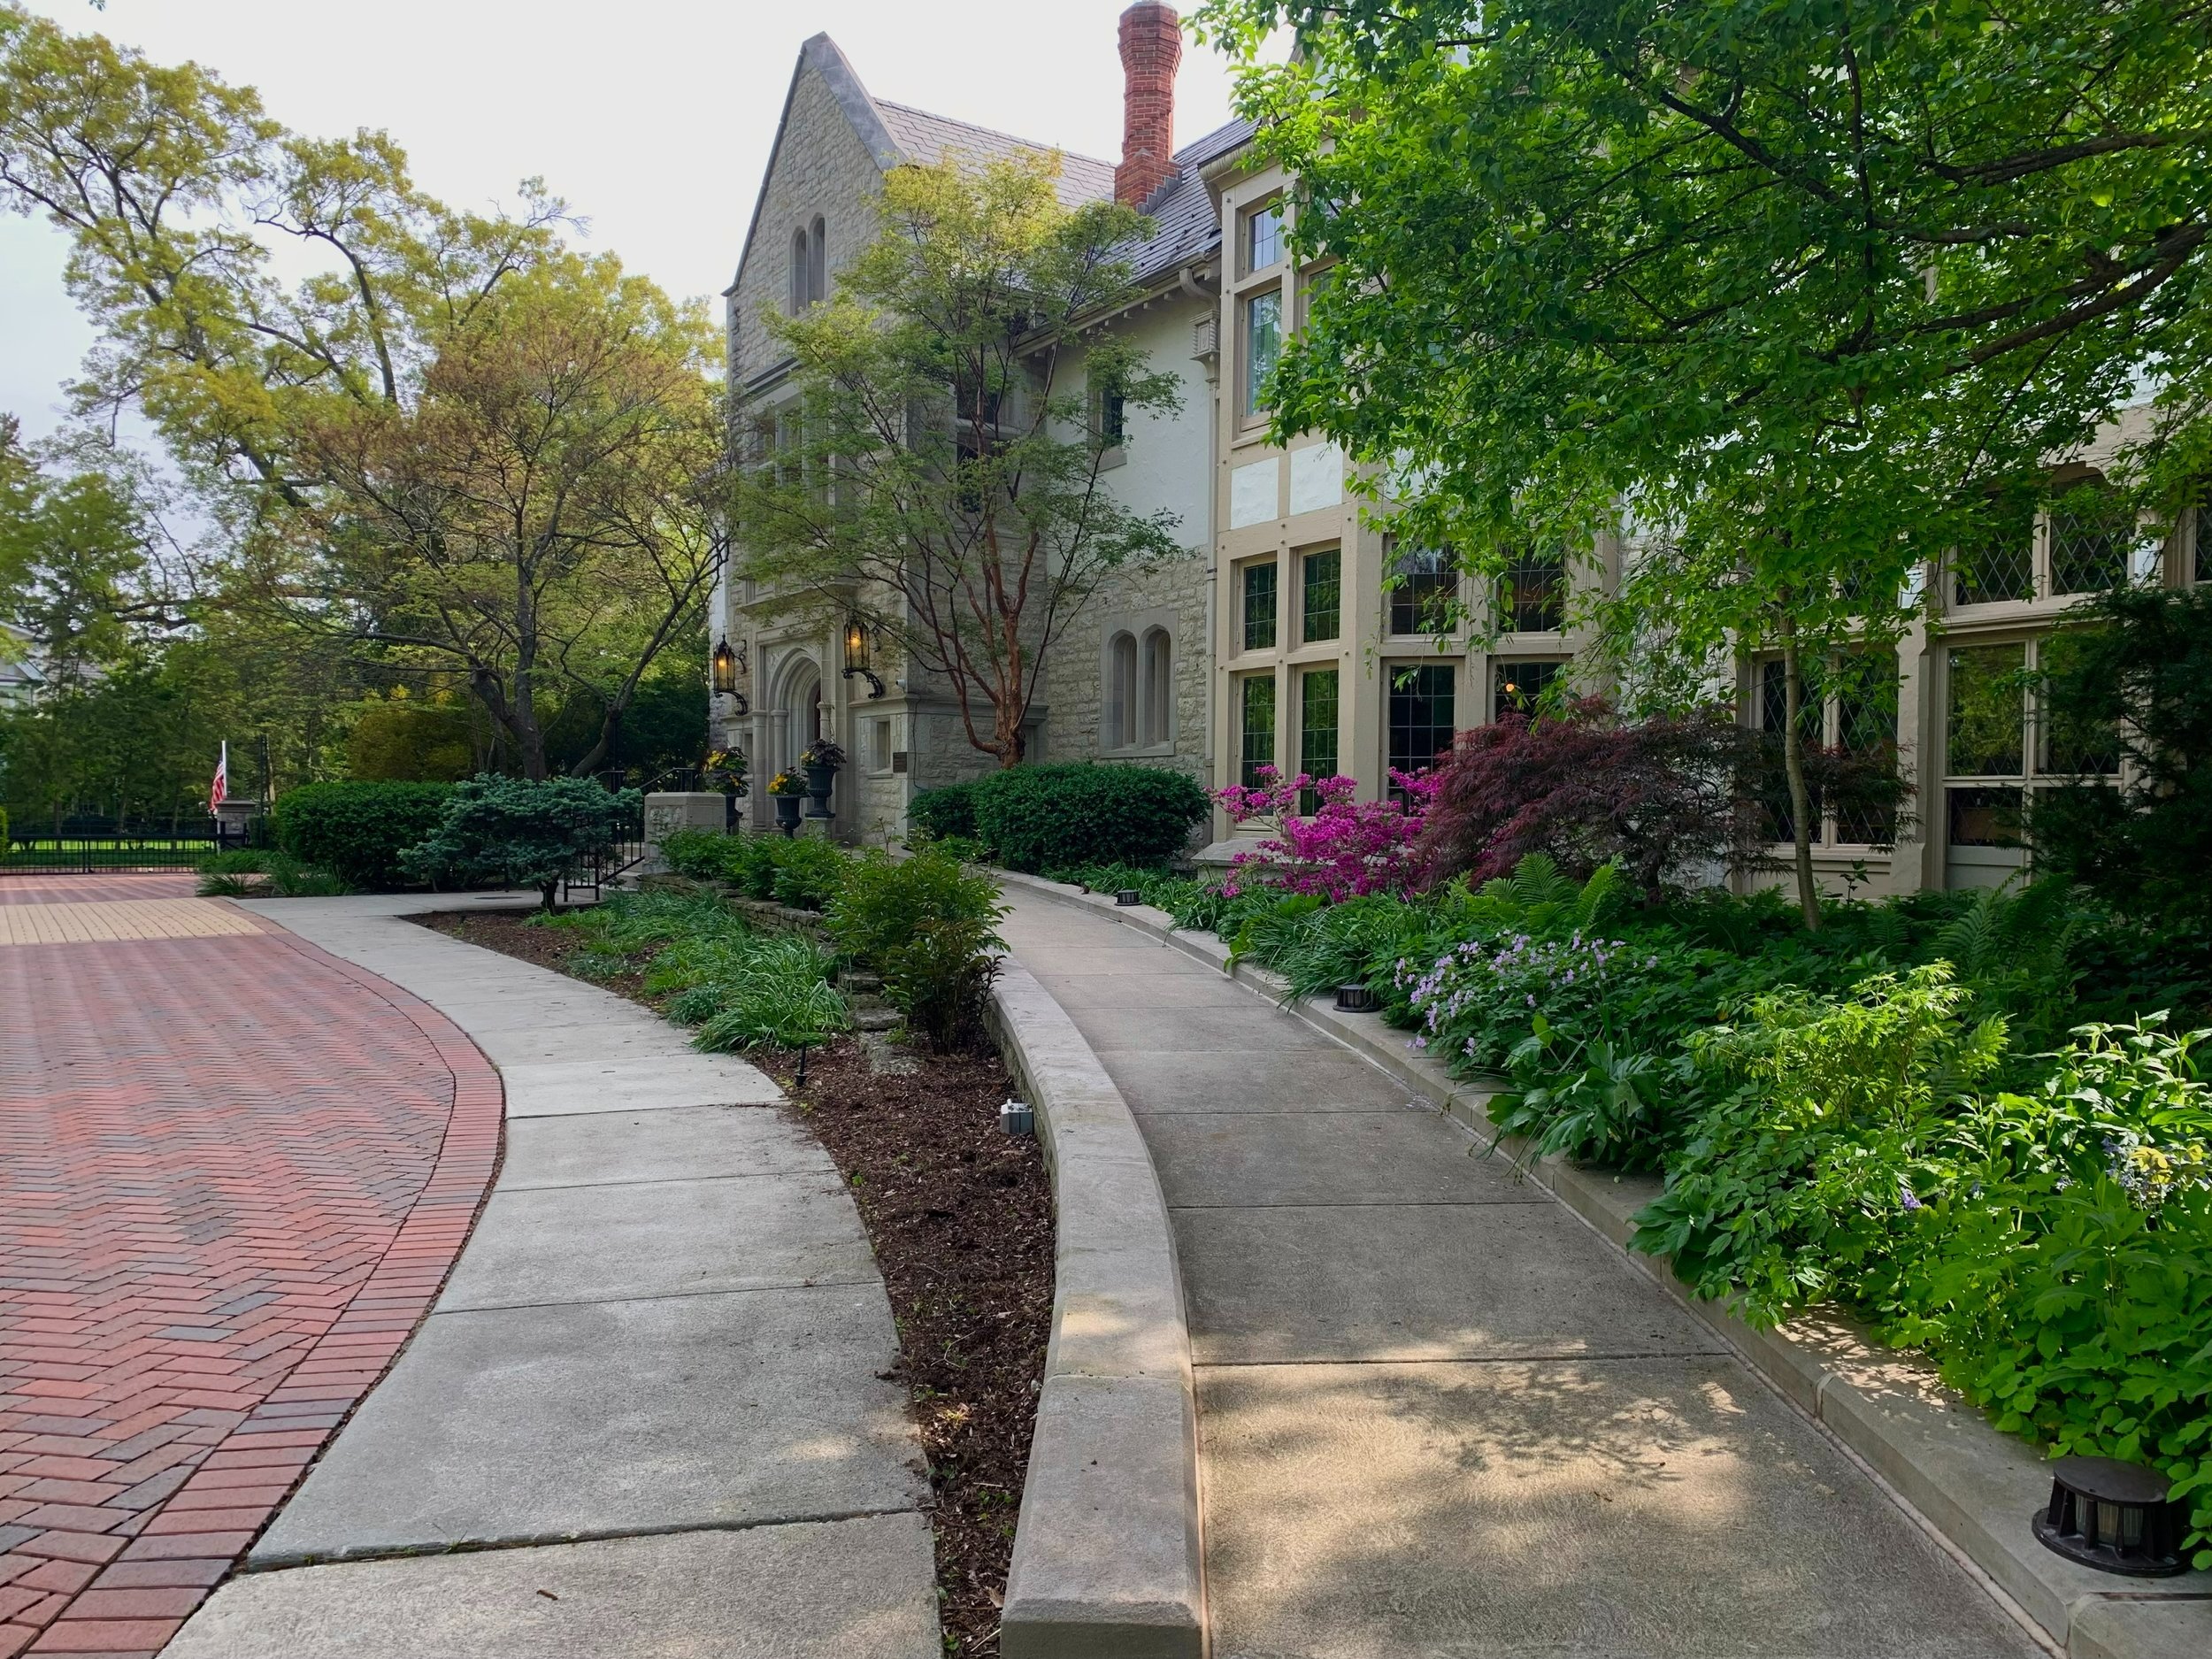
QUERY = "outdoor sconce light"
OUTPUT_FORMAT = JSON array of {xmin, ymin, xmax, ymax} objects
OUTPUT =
[
  {"xmin": 2034, "ymin": 1455, "xmax": 2185, "ymax": 1576},
  {"xmin": 999, "ymin": 1098, "xmax": 1034, "ymax": 1137},
  {"xmin": 841, "ymin": 616, "xmax": 885, "ymax": 699},
  {"xmin": 1335, "ymin": 985, "xmax": 1380, "ymax": 1013},
  {"xmin": 711, "ymin": 637, "xmax": 739, "ymax": 695},
  {"xmin": 1115, "ymin": 888, "xmax": 1141, "ymax": 906}
]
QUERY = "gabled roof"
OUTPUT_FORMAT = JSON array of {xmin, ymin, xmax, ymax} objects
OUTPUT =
[{"xmin": 729, "ymin": 33, "xmax": 1254, "ymax": 301}]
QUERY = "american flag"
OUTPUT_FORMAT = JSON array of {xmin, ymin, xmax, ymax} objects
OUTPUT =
[{"xmin": 209, "ymin": 741, "xmax": 228, "ymax": 814}]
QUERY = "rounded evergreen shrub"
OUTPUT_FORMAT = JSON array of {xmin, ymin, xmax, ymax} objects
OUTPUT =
[
  {"xmin": 273, "ymin": 780, "xmax": 456, "ymax": 891},
  {"xmin": 908, "ymin": 780, "xmax": 979, "ymax": 843},
  {"xmin": 400, "ymin": 775, "xmax": 640, "ymax": 907},
  {"xmin": 970, "ymin": 763, "xmax": 1208, "ymax": 872}
]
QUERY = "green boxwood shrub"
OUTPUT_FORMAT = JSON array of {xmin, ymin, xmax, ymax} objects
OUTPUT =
[
  {"xmin": 273, "ymin": 781, "xmax": 455, "ymax": 890},
  {"xmin": 908, "ymin": 780, "xmax": 980, "ymax": 843},
  {"xmin": 970, "ymin": 763, "xmax": 1207, "ymax": 872}
]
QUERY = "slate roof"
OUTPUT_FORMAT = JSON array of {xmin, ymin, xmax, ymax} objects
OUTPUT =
[
  {"xmin": 1119, "ymin": 118, "xmax": 1256, "ymax": 284},
  {"xmin": 875, "ymin": 101, "xmax": 1118, "ymax": 210}
]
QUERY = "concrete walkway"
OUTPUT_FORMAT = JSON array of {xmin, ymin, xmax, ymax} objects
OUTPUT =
[
  {"xmin": 165, "ymin": 894, "xmax": 938, "ymax": 1659},
  {"xmin": 1000, "ymin": 893, "xmax": 2044, "ymax": 1659}
]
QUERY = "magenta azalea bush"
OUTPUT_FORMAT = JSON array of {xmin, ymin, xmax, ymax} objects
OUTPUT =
[{"xmin": 1215, "ymin": 766, "xmax": 1436, "ymax": 901}]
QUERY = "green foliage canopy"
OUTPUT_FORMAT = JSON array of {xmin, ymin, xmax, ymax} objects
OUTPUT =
[
  {"xmin": 728, "ymin": 157, "xmax": 1187, "ymax": 767},
  {"xmin": 1195, "ymin": 0, "xmax": 2212, "ymax": 922}
]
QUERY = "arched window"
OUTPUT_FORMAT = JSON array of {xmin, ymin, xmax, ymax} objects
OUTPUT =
[
  {"xmin": 808, "ymin": 216, "xmax": 827, "ymax": 306},
  {"xmin": 788, "ymin": 227, "xmax": 809, "ymax": 314},
  {"xmin": 1141, "ymin": 628, "xmax": 1173, "ymax": 745},
  {"xmin": 1106, "ymin": 631, "xmax": 1138, "ymax": 750}
]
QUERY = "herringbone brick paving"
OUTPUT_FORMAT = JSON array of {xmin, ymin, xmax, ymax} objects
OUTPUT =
[{"xmin": 0, "ymin": 876, "xmax": 501, "ymax": 1657}]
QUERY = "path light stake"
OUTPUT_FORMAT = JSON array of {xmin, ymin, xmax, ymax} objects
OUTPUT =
[
  {"xmin": 2033, "ymin": 1455, "xmax": 2185, "ymax": 1577},
  {"xmin": 795, "ymin": 1041, "xmax": 810, "ymax": 1091},
  {"xmin": 1115, "ymin": 888, "xmax": 1141, "ymax": 906},
  {"xmin": 999, "ymin": 1098, "xmax": 1034, "ymax": 1137},
  {"xmin": 1335, "ymin": 984, "xmax": 1379, "ymax": 1013}
]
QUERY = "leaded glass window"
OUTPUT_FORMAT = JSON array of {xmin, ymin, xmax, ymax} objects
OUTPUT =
[
  {"xmin": 2049, "ymin": 483, "xmax": 2141, "ymax": 595},
  {"xmin": 1954, "ymin": 493, "xmax": 2036, "ymax": 605},
  {"xmin": 1498, "ymin": 549, "xmax": 1565, "ymax": 633},
  {"xmin": 1244, "ymin": 200, "xmax": 1283, "ymax": 274},
  {"xmin": 1388, "ymin": 664, "xmax": 1455, "ymax": 794},
  {"xmin": 1243, "ymin": 289, "xmax": 1282, "ymax": 414},
  {"xmin": 1492, "ymin": 658, "xmax": 1562, "ymax": 718},
  {"xmin": 1241, "ymin": 561, "xmax": 1277, "ymax": 652},
  {"xmin": 1388, "ymin": 543, "xmax": 1456, "ymax": 635},
  {"xmin": 1299, "ymin": 666, "xmax": 1339, "ymax": 812},
  {"xmin": 1302, "ymin": 549, "xmax": 1341, "ymax": 643},
  {"xmin": 1239, "ymin": 673, "xmax": 1276, "ymax": 787}
]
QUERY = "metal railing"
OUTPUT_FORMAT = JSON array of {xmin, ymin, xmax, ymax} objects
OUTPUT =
[
  {"xmin": 559, "ymin": 799, "xmax": 650, "ymax": 903},
  {"xmin": 2, "ymin": 830, "xmax": 227, "ymax": 874}
]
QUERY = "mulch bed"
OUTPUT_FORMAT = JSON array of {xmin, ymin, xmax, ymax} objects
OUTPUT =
[{"xmin": 417, "ymin": 908, "xmax": 1054, "ymax": 1656}]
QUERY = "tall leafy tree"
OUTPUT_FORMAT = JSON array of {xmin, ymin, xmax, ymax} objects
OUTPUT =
[
  {"xmin": 0, "ymin": 4, "xmax": 721, "ymax": 780},
  {"xmin": 728, "ymin": 157, "xmax": 1185, "ymax": 767},
  {"xmin": 1196, "ymin": 0, "xmax": 2212, "ymax": 925}
]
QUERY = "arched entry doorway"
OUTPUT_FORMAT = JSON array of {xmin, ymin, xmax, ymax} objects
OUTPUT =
[
  {"xmin": 766, "ymin": 652, "xmax": 824, "ymax": 786},
  {"xmin": 787, "ymin": 664, "xmax": 823, "ymax": 768}
]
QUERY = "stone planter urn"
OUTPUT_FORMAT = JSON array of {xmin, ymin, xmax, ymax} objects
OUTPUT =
[
  {"xmin": 799, "ymin": 741, "xmax": 845, "ymax": 821},
  {"xmin": 772, "ymin": 794, "xmax": 803, "ymax": 835}
]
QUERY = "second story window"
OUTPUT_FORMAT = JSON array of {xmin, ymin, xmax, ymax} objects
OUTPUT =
[
  {"xmin": 1388, "ymin": 542, "xmax": 1457, "ymax": 635},
  {"xmin": 1242, "ymin": 560, "xmax": 1278, "ymax": 651},
  {"xmin": 1243, "ymin": 199, "xmax": 1284, "ymax": 275},
  {"xmin": 1243, "ymin": 289, "xmax": 1282, "ymax": 417},
  {"xmin": 2049, "ymin": 480, "xmax": 2150, "ymax": 595},
  {"xmin": 1498, "ymin": 548, "xmax": 1566, "ymax": 633},
  {"xmin": 1302, "ymin": 549, "xmax": 1340, "ymax": 643}
]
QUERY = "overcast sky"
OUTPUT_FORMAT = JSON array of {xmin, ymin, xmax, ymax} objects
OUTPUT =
[{"xmin": 1, "ymin": 0, "xmax": 1249, "ymax": 443}]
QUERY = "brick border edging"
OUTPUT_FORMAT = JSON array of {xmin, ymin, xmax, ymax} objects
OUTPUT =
[
  {"xmin": 986, "ymin": 959, "xmax": 1206, "ymax": 1659},
  {"xmin": 25, "ymin": 926, "xmax": 509, "ymax": 1654},
  {"xmin": 993, "ymin": 872, "xmax": 2212, "ymax": 1659}
]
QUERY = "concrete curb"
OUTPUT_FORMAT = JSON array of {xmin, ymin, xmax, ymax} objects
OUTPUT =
[
  {"xmin": 994, "ymin": 871, "xmax": 2212, "ymax": 1659},
  {"xmin": 987, "ymin": 957, "xmax": 1206, "ymax": 1659}
]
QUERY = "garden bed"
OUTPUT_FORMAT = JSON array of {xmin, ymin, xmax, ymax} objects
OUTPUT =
[{"xmin": 418, "ymin": 906, "xmax": 1053, "ymax": 1657}]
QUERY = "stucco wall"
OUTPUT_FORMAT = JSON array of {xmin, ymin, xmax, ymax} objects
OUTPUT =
[{"xmin": 1040, "ymin": 299, "xmax": 1217, "ymax": 782}]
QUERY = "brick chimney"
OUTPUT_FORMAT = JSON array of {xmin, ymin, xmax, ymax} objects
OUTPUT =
[{"xmin": 1115, "ymin": 3, "xmax": 1181, "ymax": 209}]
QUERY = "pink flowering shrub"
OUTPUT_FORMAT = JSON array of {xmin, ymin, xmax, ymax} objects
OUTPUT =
[{"xmin": 1214, "ymin": 766, "xmax": 1436, "ymax": 901}]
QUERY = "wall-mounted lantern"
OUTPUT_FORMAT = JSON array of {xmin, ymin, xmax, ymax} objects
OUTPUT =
[
  {"xmin": 841, "ymin": 616, "xmax": 885, "ymax": 699},
  {"xmin": 711, "ymin": 637, "xmax": 740, "ymax": 695}
]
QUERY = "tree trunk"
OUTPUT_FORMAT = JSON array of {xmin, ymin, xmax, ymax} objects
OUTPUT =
[{"xmin": 1778, "ymin": 615, "xmax": 1821, "ymax": 932}]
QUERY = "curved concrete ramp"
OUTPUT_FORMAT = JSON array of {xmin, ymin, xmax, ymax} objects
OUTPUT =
[
  {"xmin": 999, "ymin": 889, "xmax": 2045, "ymax": 1659},
  {"xmin": 165, "ymin": 894, "xmax": 937, "ymax": 1659}
]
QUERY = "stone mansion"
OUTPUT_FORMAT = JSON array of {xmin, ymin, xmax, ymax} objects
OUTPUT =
[{"xmin": 711, "ymin": 4, "xmax": 2204, "ymax": 896}]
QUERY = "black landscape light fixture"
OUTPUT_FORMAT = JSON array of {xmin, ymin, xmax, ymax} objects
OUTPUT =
[
  {"xmin": 711, "ymin": 637, "xmax": 740, "ymax": 695},
  {"xmin": 1116, "ymin": 887, "xmax": 1141, "ymax": 906},
  {"xmin": 2033, "ymin": 1456, "xmax": 2185, "ymax": 1576},
  {"xmin": 841, "ymin": 615, "xmax": 885, "ymax": 698},
  {"xmin": 1335, "ymin": 984, "xmax": 1380, "ymax": 1013}
]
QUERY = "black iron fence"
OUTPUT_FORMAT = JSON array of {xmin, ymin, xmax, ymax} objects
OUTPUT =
[{"xmin": 3, "ymin": 830, "xmax": 225, "ymax": 874}]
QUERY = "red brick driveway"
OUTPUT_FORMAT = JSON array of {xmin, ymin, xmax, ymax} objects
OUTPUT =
[{"xmin": 0, "ymin": 876, "xmax": 501, "ymax": 1657}]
